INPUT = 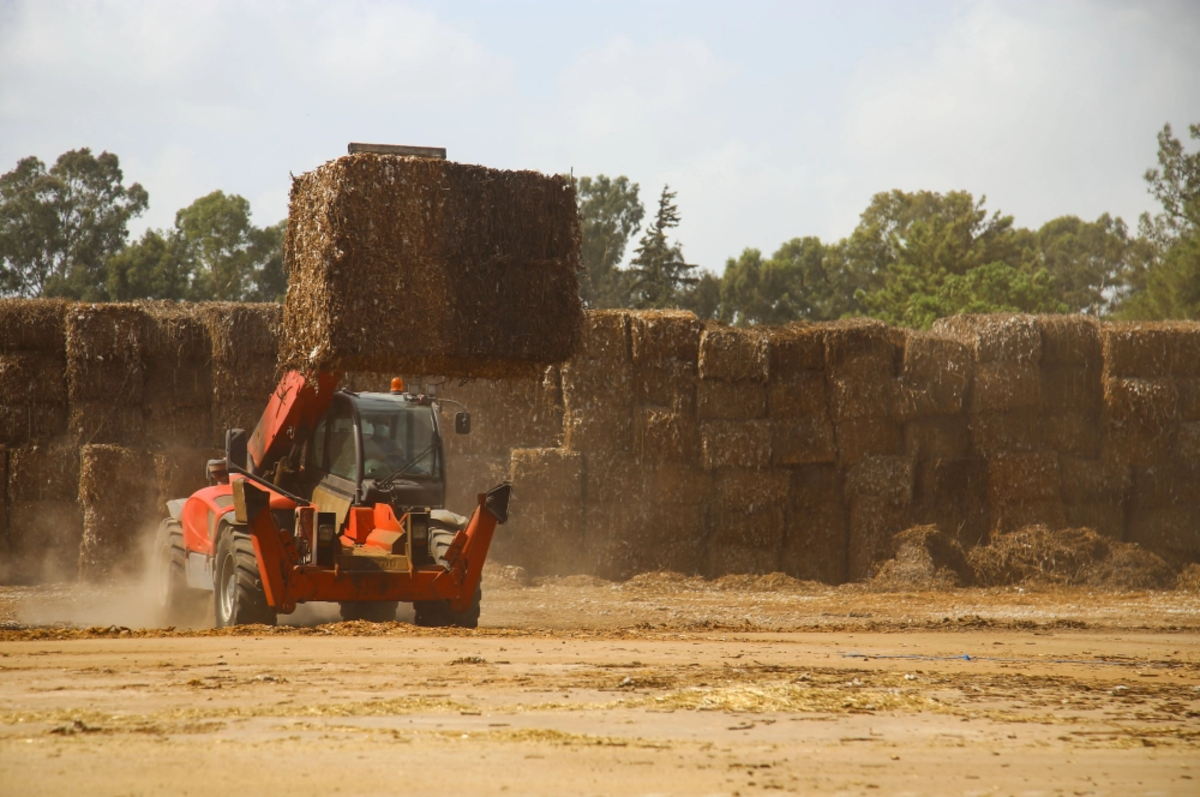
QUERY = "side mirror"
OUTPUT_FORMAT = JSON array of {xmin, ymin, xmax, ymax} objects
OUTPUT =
[
  {"xmin": 226, "ymin": 428, "xmax": 248, "ymax": 471},
  {"xmin": 455, "ymin": 412, "xmax": 471, "ymax": 435}
]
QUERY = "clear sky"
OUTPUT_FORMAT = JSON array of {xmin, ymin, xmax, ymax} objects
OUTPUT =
[{"xmin": 2, "ymin": 0, "xmax": 1198, "ymax": 273}]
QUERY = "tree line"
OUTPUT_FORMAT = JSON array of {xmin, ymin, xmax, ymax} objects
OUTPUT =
[
  {"xmin": 2, "ymin": 122, "xmax": 1196, "ymax": 324},
  {"xmin": 579, "ymin": 121, "xmax": 1200, "ymax": 325},
  {"xmin": 0, "ymin": 150, "xmax": 286, "ymax": 302}
]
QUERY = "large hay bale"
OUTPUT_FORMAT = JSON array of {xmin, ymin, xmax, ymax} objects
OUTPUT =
[
  {"xmin": 142, "ymin": 302, "xmax": 212, "ymax": 412},
  {"xmin": 280, "ymin": 154, "xmax": 582, "ymax": 378},
  {"xmin": 715, "ymin": 468, "xmax": 790, "ymax": 514},
  {"xmin": 1102, "ymin": 378, "xmax": 1178, "ymax": 466},
  {"xmin": 65, "ymin": 303, "xmax": 146, "ymax": 400},
  {"xmin": 1102, "ymin": 321, "xmax": 1200, "ymax": 379},
  {"xmin": 933, "ymin": 314, "xmax": 1042, "ymax": 363},
  {"xmin": 440, "ymin": 373, "xmax": 564, "ymax": 458},
  {"xmin": 970, "ymin": 361, "xmax": 1041, "ymax": 413},
  {"xmin": 705, "ymin": 506, "xmax": 783, "ymax": 577},
  {"xmin": 508, "ymin": 448, "xmax": 584, "ymax": 576},
  {"xmin": 444, "ymin": 453, "xmax": 511, "ymax": 520},
  {"xmin": 1043, "ymin": 410, "xmax": 1101, "ymax": 458},
  {"xmin": 847, "ymin": 496, "xmax": 906, "ymax": 582},
  {"xmin": 1059, "ymin": 456, "xmax": 1130, "ymax": 504},
  {"xmin": 698, "ymin": 326, "xmax": 768, "ymax": 382},
  {"xmin": 768, "ymin": 324, "xmax": 825, "ymax": 372},
  {"xmin": 768, "ymin": 370, "xmax": 829, "ymax": 418},
  {"xmin": 1038, "ymin": 315, "xmax": 1101, "ymax": 367},
  {"xmin": 652, "ymin": 463, "xmax": 711, "ymax": 506},
  {"xmin": 828, "ymin": 371, "xmax": 898, "ymax": 422},
  {"xmin": 987, "ymin": 451, "xmax": 1061, "ymax": 506},
  {"xmin": 910, "ymin": 457, "xmax": 989, "ymax": 547},
  {"xmin": 6, "ymin": 442, "xmax": 81, "ymax": 583},
  {"xmin": 700, "ymin": 420, "xmax": 771, "ymax": 470},
  {"xmin": 833, "ymin": 416, "xmax": 903, "ymax": 464},
  {"xmin": 1126, "ymin": 507, "xmax": 1200, "ymax": 560},
  {"xmin": 697, "ymin": 380, "xmax": 767, "ymax": 420},
  {"xmin": 968, "ymin": 409, "xmax": 1044, "ymax": 455},
  {"xmin": 205, "ymin": 303, "xmax": 280, "ymax": 408},
  {"xmin": 845, "ymin": 455, "xmax": 913, "ymax": 505},
  {"xmin": 823, "ymin": 318, "xmax": 894, "ymax": 372},
  {"xmin": 770, "ymin": 417, "xmax": 837, "ymax": 466},
  {"xmin": 868, "ymin": 525, "xmax": 973, "ymax": 590},
  {"xmin": 991, "ymin": 500, "xmax": 1068, "ymax": 534},
  {"xmin": 69, "ymin": 402, "xmax": 145, "ymax": 447},
  {"xmin": 1041, "ymin": 365, "xmax": 1102, "ymax": 411},
  {"xmin": 0, "ymin": 352, "xmax": 68, "ymax": 445},
  {"xmin": 634, "ymin": 406, "xmax": 699, "ymax": 464},
  {"xmin": 629, "ymin": 310, "xmax": 703, "ymax": 365},
  {"xmin": 0, "ymin": 298, "xmax": 68, "ymax": 354},
  {"xmin": 78, "ymin": 445, "xmax": 159, "ymax": 581},
  {"xmin": 897, "ymin": 332, "xmax": 972, "ymax": 419},
  {"xmin": 144, "ymin": 406, "xmax": 214, "ymax": 450},
  {"xmin": 779, "ymin": 464, "xmax": 846, "ymax": 584},
  {"xmin": 632, "ymin": 358, "xmax": 697, "ymax": 413},
  {"xmin": 903, "ymin": 415, "xmax": 971, "ymax": 459},
  {"xmin": 561, "ymin": 315, "xmax": 634, "ymax": 453}
]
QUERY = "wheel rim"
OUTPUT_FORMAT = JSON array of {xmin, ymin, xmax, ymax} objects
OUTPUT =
[{"xmin": 219, "ymin": 557, "xmax": 236, "ymax": 623}]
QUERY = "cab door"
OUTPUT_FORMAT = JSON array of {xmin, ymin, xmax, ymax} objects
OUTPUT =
[{"xmin": 308, "ymin": 395, "xmax": 359, "ymax": 533}]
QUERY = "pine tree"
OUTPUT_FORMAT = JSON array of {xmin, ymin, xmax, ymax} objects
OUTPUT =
[{"xmin": 628, "ymin": 185, "xmax": 696, "ymax": 309}]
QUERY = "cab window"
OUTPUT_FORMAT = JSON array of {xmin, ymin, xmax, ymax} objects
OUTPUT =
[{"xmin": 314, "ymin": 398, "xmax": 357, "ymax": 482}]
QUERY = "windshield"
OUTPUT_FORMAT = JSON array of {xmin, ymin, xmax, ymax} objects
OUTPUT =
[{"xmin": 355, "ymin": 395, "xmax": 441, "ymax": 482}]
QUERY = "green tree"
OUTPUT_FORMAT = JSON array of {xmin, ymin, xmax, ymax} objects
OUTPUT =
[
  {"xmin": 0, "ymin": 149, "xmax": 148, "ymax": 298},
  {"xmin": 576, "ymin": 175, "xmax": 644, "ymax": 308},
  {"xmin": 173, "ymin": 191, "xmax": 283, "ymax": 301},
  {"xmin": 1026, "ymin": 214, "xmax": 1139, "ymax": 315},
  {"xmin": 679, "ymin": 270, "xmax": 721, "ymax": 319},
  {"xmin": 628, "ymin": 185, "xmax": 697, "ymax": 309},
  {"xmin": 104, "ymin": 228, "xmax": 189, "ymax": 301},
  {"xmin": 1118, "ymin": 122, "xmax": 1200, "ymax": 320}
]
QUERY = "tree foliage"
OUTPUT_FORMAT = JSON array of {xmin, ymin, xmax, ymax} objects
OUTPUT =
[
  {"xmin": 628, "ymin": 185, "xmax": 697, "ymax": 309},
  {"xmin": 0, "ymin": 149, "xmax": 148, "ymax": 298},
  {"xmin": 576, "ymin": 175, "xmax": 644, "ymax": 309}
]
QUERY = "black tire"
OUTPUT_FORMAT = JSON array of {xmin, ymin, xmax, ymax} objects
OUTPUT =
[
  {"xmin": 214, "ymin": 526, "xmax": 277, "ymax": 628},
  {"xmin": 153, "ymin": 519, "xmax": 209, "ymax": 627},
  {"xmin": 413, "ymin": 529, "xmax": 481, "ymax": 629},
  {"xmin": 338, "ymin": 601, "xmax": 399, "ymax": 623}
]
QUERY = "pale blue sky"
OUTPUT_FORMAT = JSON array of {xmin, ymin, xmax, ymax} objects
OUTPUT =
[{"xmin": 2, "ymin": 0, "xmax": 1197, "ymax": 273}]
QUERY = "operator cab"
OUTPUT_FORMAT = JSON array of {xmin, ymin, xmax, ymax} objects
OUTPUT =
[{"xmin": 308, "ymin": 390, "xmax": 447, "ymax": 517}]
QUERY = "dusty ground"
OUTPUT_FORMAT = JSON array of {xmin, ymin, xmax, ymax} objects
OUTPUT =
[{"xmin": 1, "ymin": 568, "xmax": 1198, "ymax": 796}]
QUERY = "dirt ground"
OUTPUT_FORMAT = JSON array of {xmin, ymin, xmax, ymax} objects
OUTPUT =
[{"xmin": 1, "ymin": 567, "xmax": 1198, "ymax": 796}]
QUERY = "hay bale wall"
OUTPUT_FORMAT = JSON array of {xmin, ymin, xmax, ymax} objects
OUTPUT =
[
  {"xmin": 4, "ymin": 300, "xmax": 1200, "ymax": 584},
  {"xmin": 280, "ymin": 154, "xmax": 582, "ymax": 378}
]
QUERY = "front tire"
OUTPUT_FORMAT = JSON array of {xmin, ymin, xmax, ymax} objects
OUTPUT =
[
  {"xmin": 413, "ymin": 528, "xmax": 482, "ymax": 628},
  {"xmin": 214, "ymin": 527, "xmax": 277, "ymax": 628},
  {"xmin": 154, "ymin": 519, "xmax": 208, "ymax": 627}
]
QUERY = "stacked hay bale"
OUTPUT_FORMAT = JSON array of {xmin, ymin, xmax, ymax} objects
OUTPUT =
[
  {"xmin": 629, "ymin": 311, "xmax": 707, "ymax": 573},
  {"xmin": 697, "ymin": 325, "xmax": 781, "ymax": 575},
  {"xmin": 766, "ymin": 325, "xmax": 845, "ymax": 582},
  {"xmin": 5, "ymin": 443, "xmax": 82, "ymax": 582},
  {"xmin": 1039, "ymin": 316, "xmax": 1120, "ymax": 537},
  {"xmin": 154, "ymin": 447, "xmax": 222, "ymax": 517},
  {"xmin": 1104, "ymin": 322, "xmax": 1200, "ymax": 561},
  {"xmin": 933, "ymin": 315, "xmax": 1065, "ymax": 532},
  {"xmin": 559, "ymin": 312, "xmax": 644, "ymax": 578},
  {"xmin": 78, "ymin": 445, "xmax": 160, "ymax": 580},
  {"xmin": 204, "ymin": 303, "xmax": 281, "ymax": 444},
  {"xmin": 507, "ymin": 448, "xmax": 583, "ymax": 576},
  {"xmin": 899, "ymin": 330, "xmax": 986, "ymax": 546},
  {"xmin": 65, "ymin": 303, "xmax": 146, "ymax": 446},
  {"xmin": 0, "ymin": 299, "xmax": 69, "ymax": 447},
  {"xmin": 823, "ymin": 320, "xmax": 907, "ymax": 578},
  {"xmin": 143, "ymin": 303, "xmax": 213, "ymax": 448},
  {"xmin": 279, "ymin": 153, "xmax": 582, "ymax": 378}
]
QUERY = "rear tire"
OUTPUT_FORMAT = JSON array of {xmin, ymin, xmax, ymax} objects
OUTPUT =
[
  {"xmin": 413, "ymin": 528, "xmax": 481, "ymax": 629},
  {"xmin": 338, "ymin": 601, "xmax": 399, "ymax": 623},
  {"xmin": 154, "ymin": 519, "xmax": 209, "ymax": 627},
  {"xmin": 214, "ymin": 526, "xmax": 277, "ymax": 628}
]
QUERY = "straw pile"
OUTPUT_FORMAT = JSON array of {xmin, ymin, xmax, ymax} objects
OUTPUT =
[
  {"xmin": 778, "ymin": 464, "xmax": 846, "ymax": 583},
  {"xmin": 0, "ymin": 299, "xmax": 69, "ymax": 446},
  {"xmin": 142, "ymin": 303, "xmax": 213, "ymax": 448},
  {"xmin": 968, "ymin": 524, "xmax": 1174, "ymax": 589},
  {"xmin": 6, "ymin": 443, "xmax": 82, "ymax": 582},
  {"xmin": 868, "ymin": 525, "xmax": 973, "ymax": 590},
  {"xmin": 78, "ymin": 445, "xmax": 160, "ymax": 581},
  {"xmin": 204, "ymin": 303, "xmax": 281, "ymax": 441},
  {"xmin": 65, "ymin": 303, "xmax": 147, "ymax": 446},
  {"xmin": 280, "ymin": 154, "xmax": 582, "ymax": 378}
]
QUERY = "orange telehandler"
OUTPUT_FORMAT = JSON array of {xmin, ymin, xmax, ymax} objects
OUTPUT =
[{"xmin": 154, "ymin": 371, "xmax": 508, "ymax": 628}]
